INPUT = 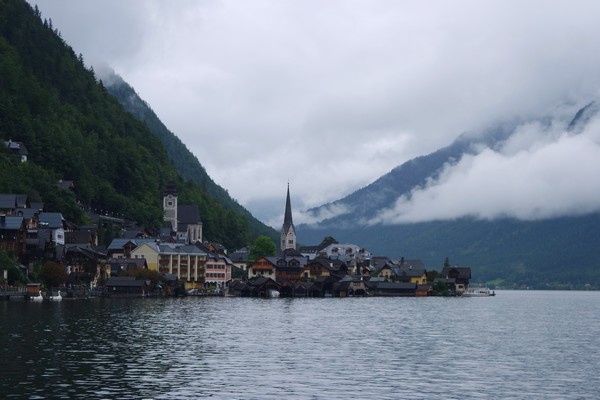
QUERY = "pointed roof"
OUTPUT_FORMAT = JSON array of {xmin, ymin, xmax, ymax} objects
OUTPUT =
[{"xmin": 282, "ymin": 184, "xmax": 294, "ymax": 233}]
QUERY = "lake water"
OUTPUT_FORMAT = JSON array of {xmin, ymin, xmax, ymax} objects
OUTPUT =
[{"xmin": 1, "ymin": 291, "xmax": 599, "ymax": 399}]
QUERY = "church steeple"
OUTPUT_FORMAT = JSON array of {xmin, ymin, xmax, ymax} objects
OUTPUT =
[{"xmin": 281, "ymin": 183, "xmax": 296, "ymax": 251}]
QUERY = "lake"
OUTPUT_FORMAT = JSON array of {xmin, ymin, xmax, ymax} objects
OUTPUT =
[{"xmin": 1, "ymin": 291, "xmax": 599, "ymax": 399}]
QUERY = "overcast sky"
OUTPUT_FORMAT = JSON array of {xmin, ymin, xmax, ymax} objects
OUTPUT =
[{"xmin": 29, "ymin": 0, "xmax": 600, "ymax": 227}]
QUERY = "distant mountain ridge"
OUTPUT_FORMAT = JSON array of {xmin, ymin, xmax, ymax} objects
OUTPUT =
[{"xmin": 298, "ymin": 102, "xmax": 600, "ymax": 288}]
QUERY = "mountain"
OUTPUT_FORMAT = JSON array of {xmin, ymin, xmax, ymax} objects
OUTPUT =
[
  {"xmin": 98, "ymin": 70, "xmax": 277, "ymax": 242},
  {"xmin": 298, "ymin": 103, "xmax": 600, "ymax": 289},
  {"xmin": 0, "ymin": 0, "xmax": 272, "ymax": 249}
]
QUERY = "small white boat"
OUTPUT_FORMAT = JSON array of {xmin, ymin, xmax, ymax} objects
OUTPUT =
[
  {"xmin": 462, "ymin": 287, "xmax": 495, "ymax": 297},
  {"xmin": 31, "ymin": 290, "xmax": 43, "ymax": 302},
  {"xmin": 267, "ymin": 289, "xmax": 280, "ymax": 298},
  {"xmin": 50, "ymin": 290, "xmax": 62, "ymax": 301}
]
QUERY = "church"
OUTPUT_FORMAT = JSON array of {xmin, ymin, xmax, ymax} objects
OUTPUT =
[
  {"xmin": 280, "ymin": 184, "xmax": 297, "ymax": 252},
  {"xmin": 163, "ymin": 181, "xmax": 203, "ymax": 244}
]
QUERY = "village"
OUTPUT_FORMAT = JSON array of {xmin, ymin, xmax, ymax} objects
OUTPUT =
[{"xmin": 0, "ymin": 174, "xmax": 473, "ymax": 300}]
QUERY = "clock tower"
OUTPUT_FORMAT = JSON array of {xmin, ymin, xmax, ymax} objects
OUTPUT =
[{"xmin": 163, "ymin": 181, "xmax": 178, "ymax": 232}]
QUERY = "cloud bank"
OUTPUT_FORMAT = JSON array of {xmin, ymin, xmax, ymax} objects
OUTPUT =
[{"xmin": 371, "ymin": 111, "xmax": 600, "ymax": 224}]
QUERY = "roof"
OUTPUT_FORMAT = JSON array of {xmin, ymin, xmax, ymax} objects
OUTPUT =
[
  {"xmin": 377, "ymin": 282, "xmax": 416, "ymax": 290},
  {"xmin": 441, "ymin": 266, "xmax": 472, "ymax": 280},
  {"xmin": 65, "ymin": 231, "xmax": 92, "ymax": 245},
  {"xmin": 178, "ymin": 204, "xmax": 201, "ymax": 224},
  {"xmin": 106, "ymin": 277, "xmax": 147, "ymax": 287},
  {"xmin": 4, "ymin": 140, "xmax": 28, "ymax": 155},
  {"xmin": 106, "ymin": 238, "xmax": 158, "ymax": 251},
  {"xmin": 0, "ymin": 194, "xmax": 17, "ymax": 209},
  {"xmin": 282, "ymin": 184, "xmax": 295, "ymax": 234},
  {"xmin": 0, "ymin": 216, "xmax": 24, "ymax": 230},
  {"xmin": 109, "ymin": 258, "xmax": 147, "ymax": 270},
  {"xmin": 397, "ymin": 258, "xmax": 426, "ymax": 270},
  {"xmin": 38, "ymin": 212, "xmax": 64, "ymax": 229},
  {"xmin": 65, "ymin": 245, "xmax": 106, "ymax": 259},
  {"xmin": 229, "ymin": 251, "xmax": 248, "ymax": 263}
]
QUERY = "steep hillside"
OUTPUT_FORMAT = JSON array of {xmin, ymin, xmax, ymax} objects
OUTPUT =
[
  {"xmin": 0, "ymin": 0, "xmax": 265, "ymax": 249},
  {"xmin": 299, "ymin": 104, "xmax": 600, "ymax": 288},
  {"xmin": 100, "ymin": 71, "xmax": 277, "ymax": 242}
]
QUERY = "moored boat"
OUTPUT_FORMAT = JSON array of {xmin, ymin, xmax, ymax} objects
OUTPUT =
[{"xmin": 462, "ymin": 287, "xmax": 495, "ymax": 297}]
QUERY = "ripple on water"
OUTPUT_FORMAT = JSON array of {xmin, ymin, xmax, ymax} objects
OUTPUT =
[{"xmin": 1, "ymin": 292, "xmax": 600, "ymax": 399}]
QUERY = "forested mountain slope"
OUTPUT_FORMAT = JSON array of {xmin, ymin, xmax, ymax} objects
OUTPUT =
[
  {"xmin": 0, "ymin": 0, "xmax": 271, "ymax": 249},
  {"xmin": 101, "ymin": 71, "xmax": 277, "ymax": 241}
]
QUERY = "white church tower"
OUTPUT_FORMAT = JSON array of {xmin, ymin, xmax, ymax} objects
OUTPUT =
[
  {"xmin": 163, "ymin": 181, "xmax": 178, "ymax": 232},
  {"xmin": 280, "ymin": 184, "xmax": 296, "ymax": 252}
]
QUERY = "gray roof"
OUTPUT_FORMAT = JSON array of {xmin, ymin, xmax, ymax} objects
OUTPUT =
[
  {"xmin": 106, "ymin": 277, "xmax": 147, "ymax": 287},
  {"xmin": 0, "ymin": 194, "xmax": 17, "ymax": 209},
  {"xmin": 38, "ymin": 212, "xmax": 64, "ymax": 229},
  {"xmin": 0, "ymin": 216, "xmax": 24, "ymax": 230},
  {"xmin": 178, "ymin": 205, "xmax": 202, "ymax": 224},
  {"xmin": 106, "ymin": 238, "xmax": 158, "ymax": 250}
]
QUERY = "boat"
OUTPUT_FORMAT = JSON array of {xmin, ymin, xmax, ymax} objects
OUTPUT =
[
  {"xmin": 49, "ymin": 290, "xmax": 62, "ymax": 301},
  {"xmin": 31, "ymin": 290, "xmax": 43, "ymax": 302},
  {"xmin": 267, "ymin": 289, "xmax": 280, "ymax": 298},
  {"xmin": 462, "ymin": 287, "xmax": 495, "ymax": 297}
]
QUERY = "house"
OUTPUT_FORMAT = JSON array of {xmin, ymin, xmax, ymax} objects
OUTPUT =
[
  {"xmin": 274, "ymin": 252, "xmax": 308, "ymax": 284},
  {"xmin": 334, "ymin": 275, "xmax": 367, "ymax": 297},
  {"xmin": 0, "ymin": 216, "xmax": 26, "ymax": 256},
  {"xmin": 65, "ymin": 245, "xmax": 106, "ymax": 277},
  {"xmin": 395, "ymin": 263, "xmax": 427, "ymax": 285},
  {"xmin": 229, "ymin": 248, "xmax": 249, "ymax": 273},
  {"xmin": 4, "ymin": 140, "xmax": 28, "ymax": 162},
  {"xmin": 107, "ymin": 258, "xmax": 148, "ymax": 277},
  {"xmin": 441, "ymin": 266, "xmax": 472, "ymax": 295},
  {"xmin": 204, "ymin": 253, "xmax": 232, "ymax": 290},
  {"xmin": 298, "ymin": 245, "xmax": 322, "ymax": 260},
  {"xmin": 319, "ymin": 243, "xmax": 371, "ymax": 264},
  {"xmin": 416, "ymin": 284, "xmax": 433, "ymax": 297},
  {"xmin": 370, "ymin": 281, "xmax": 417, "ymax": 297},
  {"xmin": 104, "ymin": 276, "xmax": 150, "ymax": 297},
  {"xmin": 106, "ymin": 238, "xmax": 158, "ymax": 259},
  {"xmin": 129, "ymin": 241, "xmax": 160, "ymax": 271},
  {"xmin": 248, "ymin": 256, "xmax": 277, "ymax": 280},
  {"xmin": 302, "ymin": 257, "xmax": 349, "ymax": 280},
  {"xmin": 241, "ymin": 276, "xmax": 280, "ymax": 298},
  {"xmin": 38, "ymin": 212, "xmax": 66, "ymax": 245}
]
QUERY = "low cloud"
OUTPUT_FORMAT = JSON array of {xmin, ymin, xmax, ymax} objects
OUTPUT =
[
  {"xmin": 371, "ymin": 112, "xmax": 600, "ymax": 224},
  {"xmin": 30, "ymin": 0, "xmax": 600, "ymax": 224}
]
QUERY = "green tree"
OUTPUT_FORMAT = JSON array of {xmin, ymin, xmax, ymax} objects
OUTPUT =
[
  {"xmin": 433, "ymin": 280, "xmax": 450, "ymax": 296},
  {"xmin": 38, "ymin": 261, "xmax": 67, "ymax": 288},
  {"xmin": 249, "ymin": 235, "xmax": 276, "ymax": 260}
]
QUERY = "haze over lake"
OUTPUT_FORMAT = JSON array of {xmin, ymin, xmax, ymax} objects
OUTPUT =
[{"xmin": 1, "ymin": 291, "xmax": 599, "ymax": 399}]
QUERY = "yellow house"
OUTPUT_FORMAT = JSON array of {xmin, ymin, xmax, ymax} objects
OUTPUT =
[{"xmin": 130, "ymin": 242, "xmax": 160, "ymax": 271}]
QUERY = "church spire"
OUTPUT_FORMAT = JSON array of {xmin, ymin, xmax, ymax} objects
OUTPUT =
[{"xmin": 281, "ymin": 183, "xmax": 296, "ymax": 251}]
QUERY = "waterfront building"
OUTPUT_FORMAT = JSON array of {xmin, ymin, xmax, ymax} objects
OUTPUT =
[{"xmin": 158, "ymin": 244, "xmax": 207, "ymax": 290}]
